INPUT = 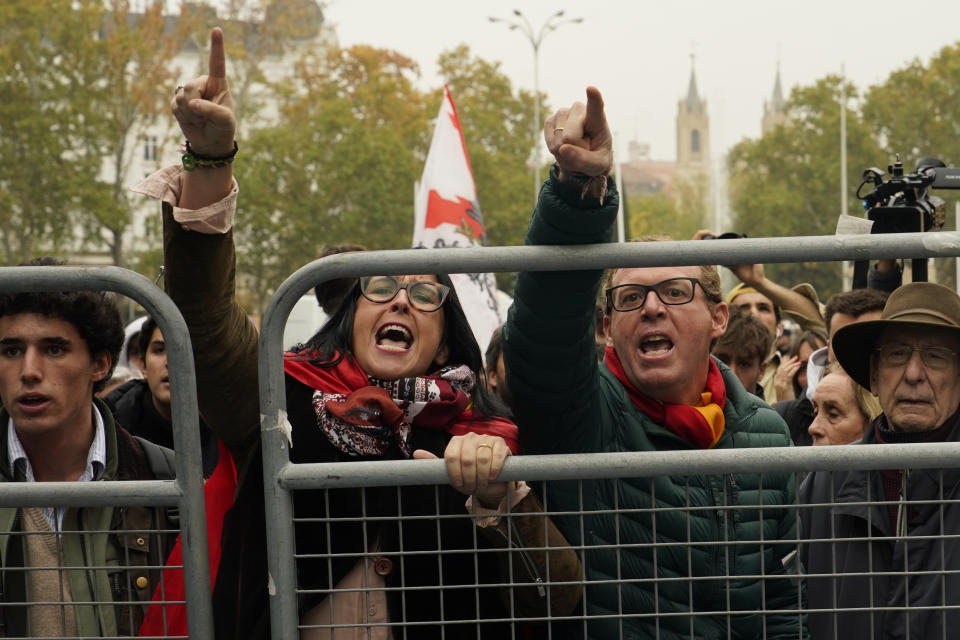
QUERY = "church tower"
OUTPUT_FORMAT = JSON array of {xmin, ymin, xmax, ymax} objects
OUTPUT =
[
  {"xmin": 676, "ymin": 57, "xmax": 709, "ymax": 175},
  {"xmin": 675, "ymin": 54, "xmax": 710, "ymax": 225},
  {"xmin": 762, "ymin": 63, "xmax": 787, "ymax": 134}
]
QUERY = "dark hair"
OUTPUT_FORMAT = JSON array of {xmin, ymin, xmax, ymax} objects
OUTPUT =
[
  {"xmin": 824, "ymin": 288, "xmax": 889, "ymax": 336},
  {"xmin": 313, "ymin": 244, "xmax": 367, "ymax": 314},
  {"xmin": 0, "ymin": 258, "xmax": 124, "ymax": 393},
  {"xmin": 293, "ymin": 273, "xmax": 510, "ymax": 420},
  {"xmin": 138, "ymin": 317, "xmax": 159, "ymax": 363},
  {"xmin": 712, "ymin": 312, "xmax": 771, "ymax": 365},
  {"xmin": 787, "ymin": 329, "xmax": 827, "ymax": 396},
  {"xmin": 485, "ymin": 325, "xmax": 503, "ymax": 372},
  {"xmin": 790, "ymin": 329, "xmax": 826, "ymax": 358}
]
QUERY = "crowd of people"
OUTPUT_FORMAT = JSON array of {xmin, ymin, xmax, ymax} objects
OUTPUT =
[{"xmin": 2, "ymin": 26, "xmax": 960, "ymax": 640}]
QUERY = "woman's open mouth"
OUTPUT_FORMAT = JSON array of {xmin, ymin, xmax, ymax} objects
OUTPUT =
[{"xmin": 376, "ymin": 323, "xmax": 413, "ymax": 352}]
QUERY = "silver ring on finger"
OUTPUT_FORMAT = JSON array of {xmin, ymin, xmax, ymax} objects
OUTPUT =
[
  {"xmin": 174, "ymin": 85, "xmax": 184, "ymax": 95},
  {"xmin": 553, "ymin": 127, "xmax": 564, "ymax": 135}
]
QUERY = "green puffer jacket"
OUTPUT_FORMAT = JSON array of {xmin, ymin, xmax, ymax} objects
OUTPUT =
[
  {"xmin": 503, "ymin": 167, "xmax": 806, "ymax": 639},
  {"xmin": 0, "ymin": 398, "xmax": 177, "ymax": 638}
]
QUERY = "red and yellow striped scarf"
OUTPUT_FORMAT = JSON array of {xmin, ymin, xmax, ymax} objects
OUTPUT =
[{"xmin": 604, "ymin": 346, "xmax": 726, "ymax": 449}]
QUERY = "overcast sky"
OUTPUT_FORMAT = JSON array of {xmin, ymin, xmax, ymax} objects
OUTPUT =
[{"xmin": 324, "ymin": 0, "xmax": 960, "ymax": 163}]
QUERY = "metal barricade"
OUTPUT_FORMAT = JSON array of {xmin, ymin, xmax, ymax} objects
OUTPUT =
[
  {"xmin": 0, "ymin": 266, "xmax": 212, "ymax": 639},
  {"xmin": 257, "ymin": 231, "xmax": 960, "ymax": 640}
]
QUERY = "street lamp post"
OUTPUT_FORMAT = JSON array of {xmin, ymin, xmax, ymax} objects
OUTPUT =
[{"xmin": 489, "ymin": 10, "xmax": 583, "ymax": 203}]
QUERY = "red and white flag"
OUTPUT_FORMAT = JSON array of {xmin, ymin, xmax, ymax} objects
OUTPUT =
[{"xmin": 414, "ymin": 85, "xmax": 500, "ymax": 352}]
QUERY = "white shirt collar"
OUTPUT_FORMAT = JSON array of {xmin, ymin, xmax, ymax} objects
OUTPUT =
[
  {"xmin": 7, "ymin": 403, "xmax": 107, "ymax": 483},
  {"xmin": 7, "ymin": 403, "xmax": 107, "ymax": 531}
]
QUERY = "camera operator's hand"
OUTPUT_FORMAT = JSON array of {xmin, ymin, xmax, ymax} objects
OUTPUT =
[{"xmin": 544, "ymin": 87, "xmax": 613, "ymax": 181}]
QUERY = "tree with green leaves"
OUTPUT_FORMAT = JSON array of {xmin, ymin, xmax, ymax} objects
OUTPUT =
[
  {"xmin": 234, "ymin": 44, "xmax": 431, "ymax": 315},
  {"xmin": 76, "ymin": 0, "xmax": 199, "ymax": 268},
  {"xmin": 862, "ymin": 43, "xmax": 960, "ymax": 288},
  {"xmin": 727, "ymin": 75, "xmax": 883, "ymax": 297},
  {"xmin": 0, "ymin": 0, "xmax": 111, "ymax": 264}
]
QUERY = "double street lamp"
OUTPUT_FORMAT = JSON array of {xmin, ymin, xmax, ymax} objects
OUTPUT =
[{"xmin": 489, "ymin": 10, "xmax": 583, "ymax": 203}]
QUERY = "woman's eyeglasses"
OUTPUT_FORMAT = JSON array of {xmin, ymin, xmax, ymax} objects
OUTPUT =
[{"xmin": 359, "ymin": 276, "xmax": 450, "ymax": 312}]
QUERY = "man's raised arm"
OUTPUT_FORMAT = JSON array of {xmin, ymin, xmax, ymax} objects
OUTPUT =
[{"xmin": 503, "ymin": 87, "xmax": 619, "ymax": 455}]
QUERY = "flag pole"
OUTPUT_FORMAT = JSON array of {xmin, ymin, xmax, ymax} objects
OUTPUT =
[
  {"xmin": 615, "ymin": 158, "xmax": 625, "ymax": 243},
  {"xmin": 840, "ymin": 64, "xmax": 851, "ymax": 291}
]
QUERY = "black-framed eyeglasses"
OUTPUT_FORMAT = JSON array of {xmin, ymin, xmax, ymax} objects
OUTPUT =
[
  {"xmin": 359, "ymin": 276, "xmax": 450, "ymax": 312},
  {"xmin": 605, "ymin": 278, "xmax": 707, "ymax": 312},
  {"xmin": 874, "ymin": 343, "xmax": 959, "ymax": 370}
]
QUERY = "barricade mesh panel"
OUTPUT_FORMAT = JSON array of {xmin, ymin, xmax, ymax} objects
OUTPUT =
[{"xmin": 286, "ymin": 468, "xmax": 958, "ymax": 640}]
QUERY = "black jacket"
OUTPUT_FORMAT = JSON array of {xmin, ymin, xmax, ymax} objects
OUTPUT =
[
  {"xmin": 799, "ymin": 417, "xmax": 960, "ymax": 639},
  {"xmin": 106, "ymin": 379, "xmax": 219, "ymax": 477},
  {"xmin": 211, "ymin": 376, "xmax": 513, "ymax": 640},
  {"xmin": 774, "ymin": 395, "xmax": 814, "ymax": 447}
]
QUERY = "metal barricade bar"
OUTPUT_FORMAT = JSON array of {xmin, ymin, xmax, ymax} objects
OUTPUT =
[
  {"xmin": 0, "ymin": 266, "xmax": 212, "ymax": 639},
  {"xmin": 279, "ymin": 440, "xmax": 960, "ymax": 489},
  {"xmin": 258, "ymin": 231, "xmax": 960, "ymax": 640}
]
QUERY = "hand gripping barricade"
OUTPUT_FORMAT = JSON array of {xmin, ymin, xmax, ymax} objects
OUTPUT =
[
  {"xmin": 259, "ymin": 230, "xmax": 960, "ymax": 640},
  {"xmin": 0, "ymin": 266, "xmax": 213, "ymax": 640}
]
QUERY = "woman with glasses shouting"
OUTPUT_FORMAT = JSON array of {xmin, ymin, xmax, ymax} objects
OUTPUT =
[{"xmin": 137, "ymin": 27, "xmax": 581, "ymax": 640}]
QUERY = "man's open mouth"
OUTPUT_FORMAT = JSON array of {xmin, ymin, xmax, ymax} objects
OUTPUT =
[
  {"xmin": 640, "ymin": 335, "xmax": 673, "ymax": 356},
  {"xmin": 17, "ymin": 394, "xmax": 49, "ymax": 410}
]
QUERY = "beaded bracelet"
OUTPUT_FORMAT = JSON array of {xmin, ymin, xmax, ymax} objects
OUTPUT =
[{"xmin": 181, "ymin": 140, "xmax": 238, "ymax": 171}]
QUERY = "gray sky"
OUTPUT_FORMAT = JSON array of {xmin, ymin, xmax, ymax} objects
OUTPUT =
[{"xmin": 325, "ymin": 0, "xmax": 960, "ymax": 163}]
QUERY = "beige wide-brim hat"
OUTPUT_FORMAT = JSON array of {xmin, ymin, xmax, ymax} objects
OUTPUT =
[{"xmin": 832, "ymin": 282, "xmax": 960, "ymax": 390}]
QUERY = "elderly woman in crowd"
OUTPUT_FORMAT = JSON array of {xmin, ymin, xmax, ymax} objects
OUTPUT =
[{"xmin": 808, "ymin": 363, "xmax": 881, "ymax": 446}]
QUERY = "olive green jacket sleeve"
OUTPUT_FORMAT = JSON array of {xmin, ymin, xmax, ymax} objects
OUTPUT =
[{"xmin": 161, "ymin": 202, "xmax": 261, "ymax": 476}]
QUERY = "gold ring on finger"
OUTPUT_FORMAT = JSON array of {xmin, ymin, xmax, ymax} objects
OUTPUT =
[
  {"xmin": 553, "ymin": 127, "xmax": 564, "ymax": 135},
  {"xmin": 477, "ymin": 442, "xmax": 493, "ymax": 449}
]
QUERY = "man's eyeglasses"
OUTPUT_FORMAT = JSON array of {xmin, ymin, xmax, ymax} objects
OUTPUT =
[
  {"xmin": 874, "ymin": 343, "xmax": 960, "ymax": 370},
  {"xmin": 605, "ymin": 278, "xmax": 709, "ymax": 312},
  {"xmin": 359, "ymin": 276, "xmax": 450, "ymax": 312}
]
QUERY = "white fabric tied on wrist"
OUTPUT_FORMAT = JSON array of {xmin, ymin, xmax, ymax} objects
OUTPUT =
[{"xmin": 465, "ymin": 480, "xmax": 531, "ymax": 528}]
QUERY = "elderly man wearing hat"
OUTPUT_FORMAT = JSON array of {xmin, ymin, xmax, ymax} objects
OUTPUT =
[{"xmin": 800, "ymin": 281, "xmax": 960, "ymax": 639}]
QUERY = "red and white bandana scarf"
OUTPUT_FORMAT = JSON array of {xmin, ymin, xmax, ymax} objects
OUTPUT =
[{"xmin": 284, "ymin": 352, "xmax": 520, "ymax": 457}]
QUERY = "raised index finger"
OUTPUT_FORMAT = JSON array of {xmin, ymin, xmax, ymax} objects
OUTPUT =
[
  {"xmin": 583, "ymin": 86, "xmax": 607, "ymax": 135},
  {"xmin": 208, "ymin": 27, "xmax": 226, "ymax": 80}
]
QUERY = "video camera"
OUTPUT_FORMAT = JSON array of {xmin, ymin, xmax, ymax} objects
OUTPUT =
[
  {"xmin": 852, "ymin": 155, "xmax": 960, "ymax": 285},
  {"xmin": 857, "ymin": 155, "xmax": 960, "ymax": 233}
]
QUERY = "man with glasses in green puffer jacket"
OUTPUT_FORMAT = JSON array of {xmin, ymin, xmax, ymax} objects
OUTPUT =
[{"xmin": 504, "ymin": 88, "xmax": 807, "ymax": 640}]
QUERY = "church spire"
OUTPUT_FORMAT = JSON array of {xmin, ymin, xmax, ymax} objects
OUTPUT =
[
  {"xmin": 771, "ymin": 61, "xmax": 784, "ymax": 113},
  {"xmin": 685, "ymin": 53, "xmax": 702, "ymax": 112},
  {"xmin": 762, "ymin": 59, "xmax": 787, "ymax": 134}
]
